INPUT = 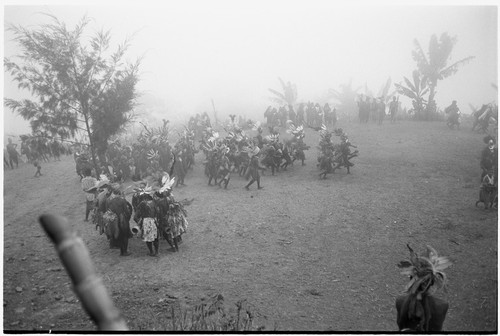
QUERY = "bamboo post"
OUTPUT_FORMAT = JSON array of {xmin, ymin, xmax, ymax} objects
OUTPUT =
[{"xmin": 39, "ymin": 214, "xmax": 128, "ymax": 331}]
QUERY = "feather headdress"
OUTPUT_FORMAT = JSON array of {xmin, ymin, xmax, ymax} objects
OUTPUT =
[
  {"xmin": 242, "ymin": 145, "xmax": 260, "ymax": 156},
  {"xmin": 95, "ymin": 175, "xmax": 111, "ymax": 189},
  {"xmin": 159, "ymin": 174, "xmax": 175, "ymax": 194},
  {"xmin": 208, "ymin": 132, "xmax": 220, "ymax": 143},
  {"xmin": 134, "ymin": 183, "xmax": 154, "ymax": 196},
  {"xmin": 201, "ymin": 140, "xmax": 218, "ymax": 153},
  {"xmin": 333, "ymin": 128, "xmax": 344, "ymax": 137},
  {"xmin": 287, "ymin": 122, "xmax": 305, "ymax": 139},
  {"xmin": 397, "ymin": 244, "xmax": 452, "ymax": 297},
  {"xmin": 319, "ymin": 124, "xmax": 331, "ymax": 140},
  {"xmin": 265, "ymin": 134, "xmax": 280, "ymax": 143},
  {"xmin": 147, "ymin": 149, "xmax": 159, "ymax": 161},
  {"xmin": 235, "ymin": 133, "xmax": 244, "ymax": 142},
  {"xmin": 252, "ymin": 121, "xmax": 262, "ymax": 132},
  {"xmin": 219, "ymin": 144, "xmax": 230, "ymax": 155}
]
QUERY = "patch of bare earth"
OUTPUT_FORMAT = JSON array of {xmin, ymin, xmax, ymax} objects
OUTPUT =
[{"xmin": 3, "ymin": 120, "xmax": 497, "ymax": 332}]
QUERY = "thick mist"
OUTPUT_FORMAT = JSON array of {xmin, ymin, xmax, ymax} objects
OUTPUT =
[{"xmin": 3, "ymin": 1, "xmax": 498, "ymax": 137}]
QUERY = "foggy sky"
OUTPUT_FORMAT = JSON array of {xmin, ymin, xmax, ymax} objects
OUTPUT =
[{"xmin": 2, "ymin": 1, "xmax": 498, "ymax": 137}]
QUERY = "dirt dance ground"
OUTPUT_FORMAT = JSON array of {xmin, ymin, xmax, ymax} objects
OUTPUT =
[{"xmin": 3, "ymin": 119, "xmax": 497, "ymax": 332}]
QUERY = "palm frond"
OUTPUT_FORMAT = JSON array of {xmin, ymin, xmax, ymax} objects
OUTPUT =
[
  {"xmin": 378, "ymin": 77, "xmax": 392, "ymax": 98},
  {"xmin": 268, "ymin": 88, "xmax": 286, "ymax": 101},
  {"xmin": 439, "ymin": 56, "xmax": 475, "ymax": 79},
  {"xmin": 403, "ymin": 76, "xmax": 417, "ymax": 94},
  {"xmin": 395, "ymin": 83, "xmax": 418, "ymax": 100},
  {"xmin": 412, "ymin": 38, "xmax": 429, "ymax": 67}
]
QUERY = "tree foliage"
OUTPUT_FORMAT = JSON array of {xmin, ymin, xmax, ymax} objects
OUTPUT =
[
  {"xmin": 4, "ymin": 14, "xmax": 140, "ymax": 174},
  {"xmin": 328, "ymin": 79, "xmax": 362, "ymax": 119},
  {"xmin": 268, "ymin": 77, "xmax": 297, "ymax": 106},
  {"xmin": 395, "ymin": 70, "xmax": 429, "ymax": 120},
  {"xmin": 377, "ymin": 77, "xmax": 398, "ymax": 104},
  {"xmin": 411, "ymin": 33, "xmax": 474, "ymax": 118}
]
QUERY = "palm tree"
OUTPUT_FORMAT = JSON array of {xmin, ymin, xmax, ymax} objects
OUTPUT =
[
  {"xmin": 394, "ymin": 70, "xmax": 429, "ymax": 120},
  {"xmin": 268, "ymin": 77, "xmax": 297, "ymax": 106},
  {"xmin": 412, "ymin": 33, "xmax": 475, "ymax": 118}
]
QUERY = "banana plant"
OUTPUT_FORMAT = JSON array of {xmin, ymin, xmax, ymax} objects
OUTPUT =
[
  {"xmin": 377, "ymin": 77, "xmax": 398, "ymax": 104},
  {"xmin": 395, "ymin": 70, "xmax": 429, "ymax": 120},
  {"xmin": 412, "ymin": 33, "xmax": 475, "ymax": 116},
  {"xmin": 268, "ymin": 77, "xmax": 298, "ymax": 106}
]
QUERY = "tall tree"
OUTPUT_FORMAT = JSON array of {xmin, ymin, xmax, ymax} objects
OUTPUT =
[
  {"xmin": 412, "ymin": 33, "xmax": 474, "ymax": 118},
  {"xmin": 268, "ymin": 77, "xmax": 297, "ymax": 106},
  {"xmin": 4, "ymin": 14, "xmax": 140, "ymax": 175}
]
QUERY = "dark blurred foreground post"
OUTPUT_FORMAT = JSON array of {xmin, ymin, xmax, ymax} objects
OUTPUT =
[{"xmin": 39, "ymin": 214, "xmax": 128, "ymax": 331}]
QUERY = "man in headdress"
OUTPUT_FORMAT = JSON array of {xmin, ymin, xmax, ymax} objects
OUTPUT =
[
  {"xmin": 245, "ymin": 147, "xmax": 264, "ymax": 190},
  {"xmin": 173, "ymin": 149, "xmax": 186, "ymax": 187},
  {"xmin": 6, "ymin": 138, "xmax": 19, "ymax": 169},
  {"xmin": 95, "ymin": 178, "xmax": 113, "ymax": 239},
  {"xmin": 134, "ymin": 191, "xmax": 158, "ymax": 256},
  {"xmin": 81, "ymin": 167, "xmax": 98, "ymax": 222},
  {"xmin": 445, "ymin": 100, "xmax": 460, "ymax": 129},
  {"xmin": 297, "ymin": 103, "xmax": 305, "ymax": 124},
  {"xmin": 389, "ymin": 96, "xmax": 399, "ymax": 123},
  {"xmin": 480, "ymin": 136, "xmax": 498, "ymax": 183},
  {"xmin": 377, "ymin": 97, "xmax": 386, "ymax": 125},
  {"xmin": 217, "ymin": 148, "xmax": 232, "ymax": 189},
  {"xmin": 396, "ymin": 245, "xmax": 451, "ymax": 331},
  {"xmin": 105, "ymin": 183, "xmax": 133, "ymax": 257},
  {"xmin": 332, "ymin": 134, "xmax": 358, "ymax": 174}
]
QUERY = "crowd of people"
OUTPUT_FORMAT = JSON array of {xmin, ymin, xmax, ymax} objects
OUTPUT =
[
  {"xmin": 357, "ymin": 95, "xmax": 397, "ymax": 124},
  {"xmin": 264, "ymin": 102, "xmax": 337, "ymax": 130},
  {"xmin": 73, "ymin": 119, "xmax": 197, "ymax": 187},
  {"xmin": 82, "ymin": 166, "xmax": 190, "ymax": 257},
  {"xmin": 197, "ymin": 120, "xmax": 310, "ymax": 190},
  {"xmin": 4, "ymin": 135, "xmax": 72, "ymax": 176},
  {"xmin": 5, "ymin": 96, "xmax": 496, "ymax": 332},
  {"xmin": 75, "ymin": 109, "xmax": 360, "ymax": 258}
]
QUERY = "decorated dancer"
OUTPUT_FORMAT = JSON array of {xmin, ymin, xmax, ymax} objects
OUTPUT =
[
  {"xmin": 134, "ymin": 191, "xmax": 159, "ymax": 257},
  {"xmin": 81, "ymin": 167, "xmax": 98, "ymax": 222},
  {"xmin": 245, "ymin": 147, "xmax": 264, "ymax": 190},
  {"xmin": 396, "ymin": 244, "xmax": 452, "ymax": 332}
]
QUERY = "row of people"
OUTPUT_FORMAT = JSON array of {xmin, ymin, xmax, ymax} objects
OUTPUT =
[
  {"xmin": 357, "ymin": 95, "xmax": 398, "ymax": 124},
  {"xmin": 264, "ymin": 102, "xmax": 338, "ymax": 129}
]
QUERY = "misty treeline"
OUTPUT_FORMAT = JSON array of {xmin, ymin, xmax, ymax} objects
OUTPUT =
[
  {"xmin": 273, "ymin": 33, "xmax": 475, "ymax": 122},
  {"xmin": 4, "ymin": 14, "xmax": 477, "ymax": 175}
]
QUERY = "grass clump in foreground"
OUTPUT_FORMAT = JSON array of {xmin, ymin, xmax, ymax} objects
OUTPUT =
[{"xmin": 131, "ymin": 293, "xmax": 271, "ymax": 331}]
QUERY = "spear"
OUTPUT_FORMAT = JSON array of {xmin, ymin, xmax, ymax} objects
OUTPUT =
[
  {"xmin": 39, "ymin": 214, "xmax": 128, "ymax": 331},
  {"xmin": 211, "ymin": 99, "xmax": 218, "ymax": 126}
]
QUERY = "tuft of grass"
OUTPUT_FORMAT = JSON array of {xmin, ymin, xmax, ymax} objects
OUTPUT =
[
  {"xmin": 127, "ymin": 294, "xmax": 269, "ymax": 331},
  {"xmin": 169, "ymin": 294, "xmax": 267, "ymax": 331}
]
